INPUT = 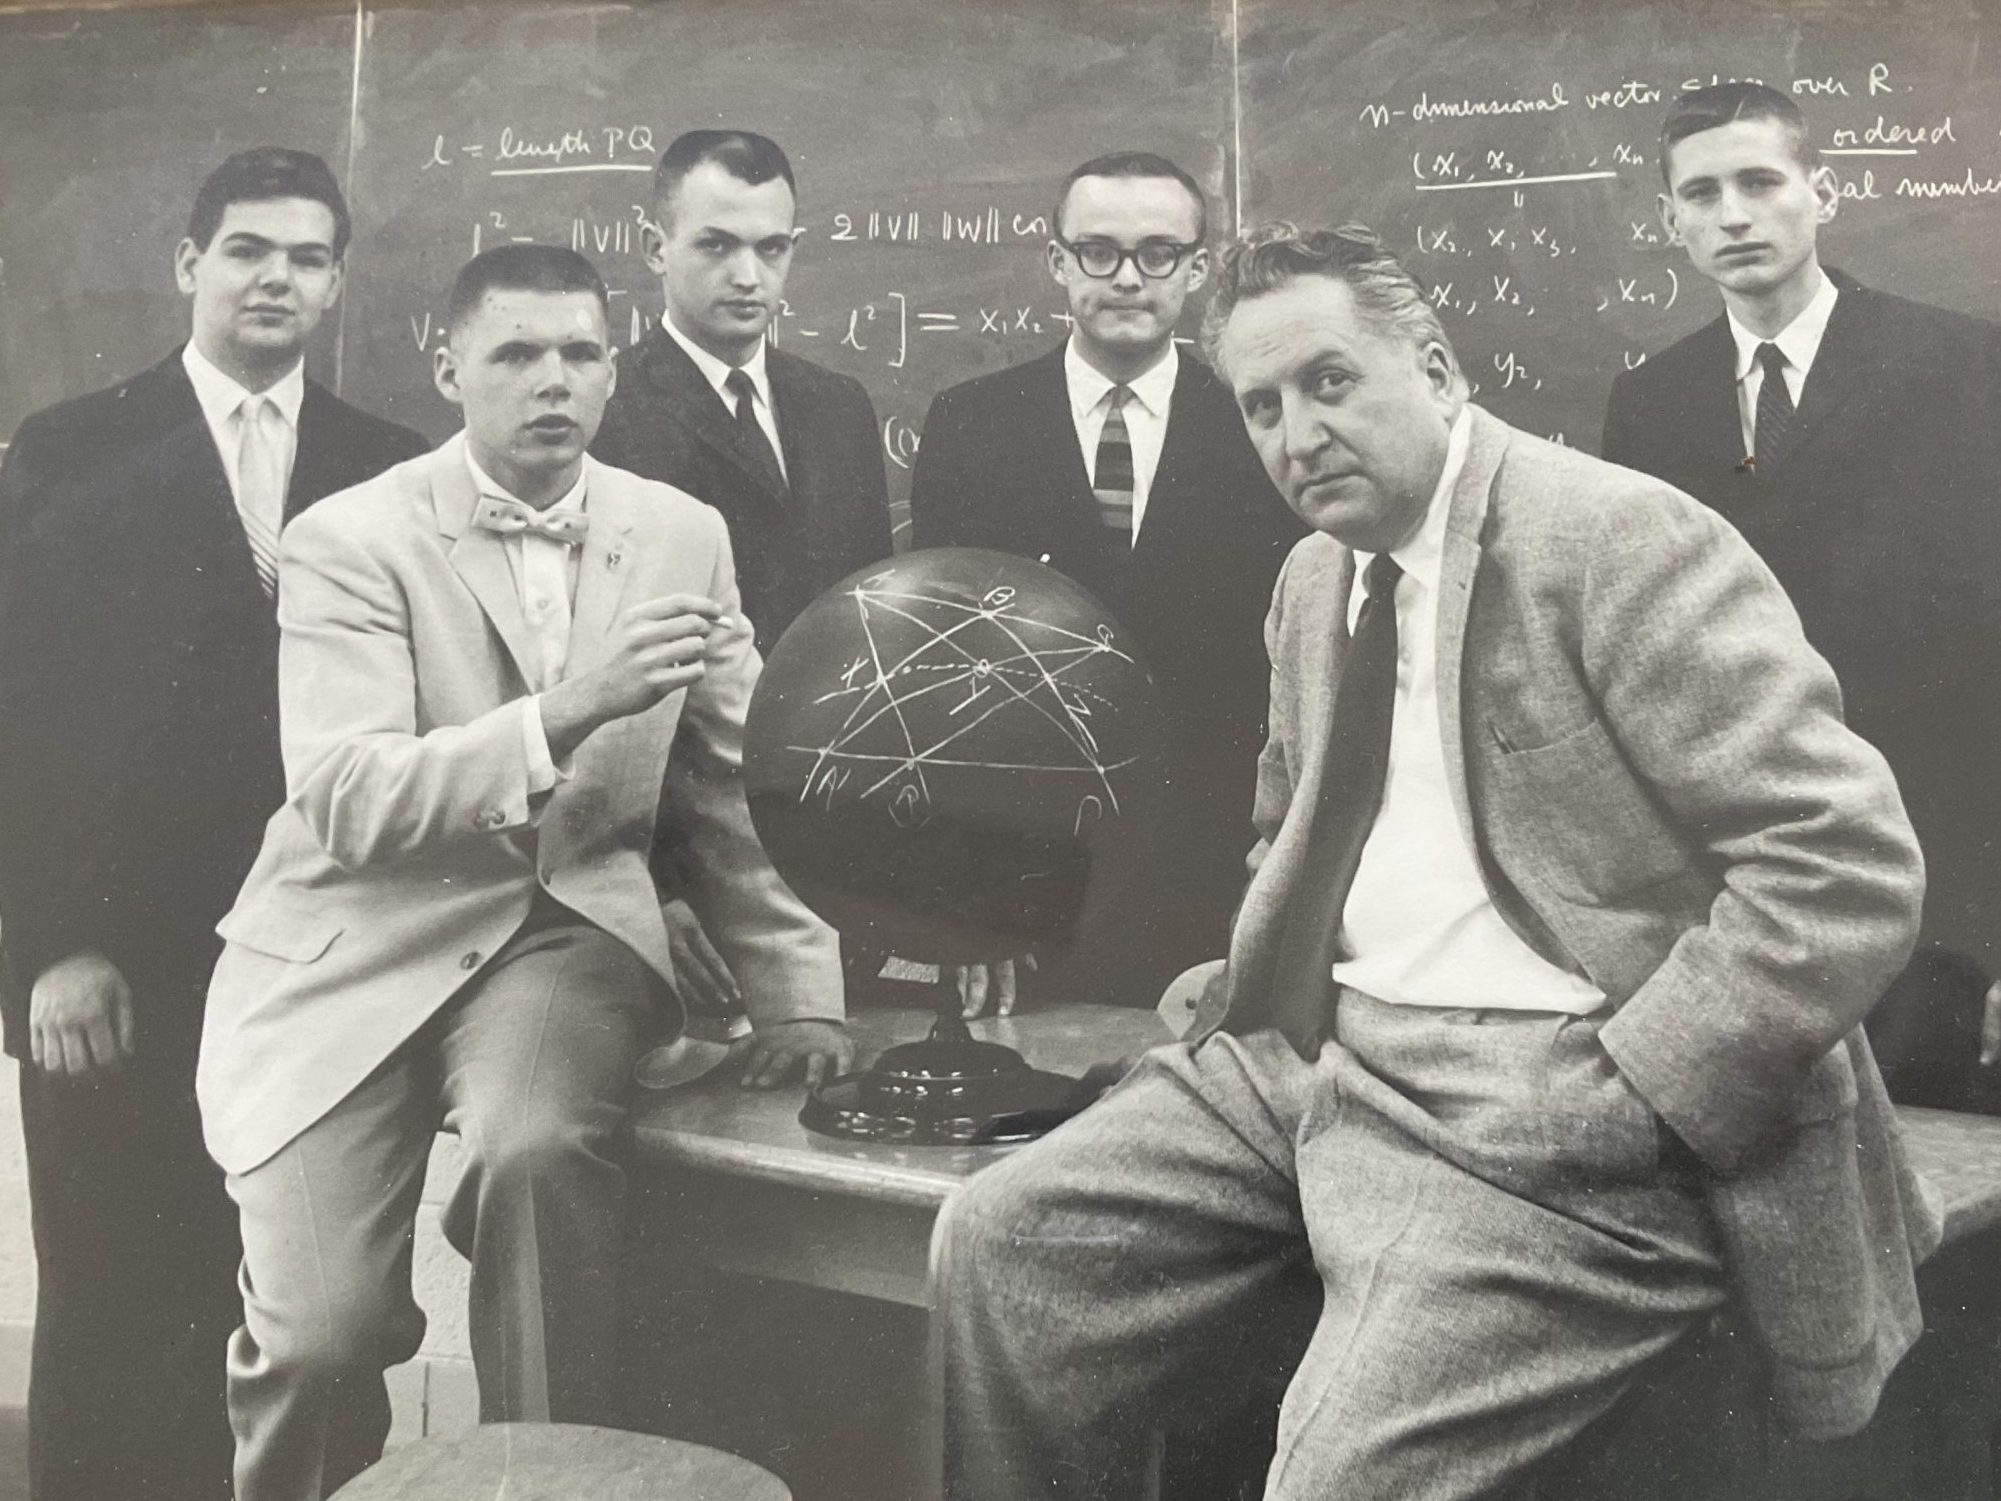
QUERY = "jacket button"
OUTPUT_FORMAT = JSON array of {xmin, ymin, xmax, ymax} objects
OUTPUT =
[{"xmin": 460, "ymin": 951, "xmax": 482, "ymax": 971}]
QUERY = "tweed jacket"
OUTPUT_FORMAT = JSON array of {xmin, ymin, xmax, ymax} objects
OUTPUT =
[
  {"xmin": 1208, "ymin": 404, "xmax": 1939, "ymax": 1438},
  {"xmin": 198, "ymin": 437, "xmax": 840, "ymax": 1175}
]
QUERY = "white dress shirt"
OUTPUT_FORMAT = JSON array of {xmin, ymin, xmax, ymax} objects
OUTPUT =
[
  {"xmin": 1329, "ymin": 408, "xmax": 1607, "ymax": 1014},
  {"xmin": 181, "ymin": 341, "xmax": 304, "ymax": 539},
  {"xmin": 662, "ymin": 312, "xmax": 787, "ymax": 482},
  {"xmin": 1728, "ymin": 269, "xmax": 1839, "ymax": 459},
  {"xmin": 465, "ymin": 449, "xmax": 587, "ymax": 796},
  {"xmin": 1064, "ymin": 339, "xmax": 1178, "ymax": 545}
]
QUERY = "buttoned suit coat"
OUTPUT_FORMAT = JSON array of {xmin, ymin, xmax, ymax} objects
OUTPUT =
[
  {"xmin": 909, "ymin": 345, "xmax": 1304, "ymax": 1003},
  {"xmin": 1604, "ymin": 272, "xmax": 2001, "ymax": 1111},
  {"xmin": 0, "ymin": 350, "xmax": 426, "ymax": 1056},
  {"xmin": 198, "ymin": 437, "xmax": 840, "ymax": 1176},
  {"xmin": 591, "ymin": 325, "xmax": 893, "ymax": 657},
  {"xmin": 1207, "ymin": 404, "xmax": 1937, "ymax": 1439}
]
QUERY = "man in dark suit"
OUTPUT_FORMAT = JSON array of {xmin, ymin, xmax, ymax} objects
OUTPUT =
[
  {"xmin": 909, "ymin": 152, "xmax": 1303, "ymax": 1015},
  {"xmin": 592, "ymin": 129, "xmax": 891, "ymax": 658},
  {"xmin": 0, "ymin": 147, "xmax": 425, "ymax": 1501},
  {"xmin": 1603, "ymin": 84, "xmax": 2001, "ymax": 1114},
  {"xmin": 592, "ymin": 129, "xmax": 892, "ymax": 1016}
]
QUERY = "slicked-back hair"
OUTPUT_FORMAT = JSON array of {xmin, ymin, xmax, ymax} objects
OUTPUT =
[
  {"xmin": 444, "ymin": 244, "xmax": 610, "ymax": 339},
  {"xmin": 1200, "ymin": 221, "xmax": 1451, "ymax": 368},
  {"xmin": 187, "ymin": 147, "xmax": 352, "ymax": 257},
  {"xmin": 653, "ymin": 130, "xmax": 796, "ymax": 222},
  {"xmin": 1659, "ymin": 82, "xmax": 1820, "ymax": 187},
  {"xmin": 1054, "ymin": 151, "xmax": 1209, "ymax": 243}
]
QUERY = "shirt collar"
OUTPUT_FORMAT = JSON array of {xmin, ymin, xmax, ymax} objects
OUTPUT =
[
  {"xmin": 662, "ymin": 310, "xmax": 772, "ymax": 410},
  {"xmin": 464, "ymin": 446, "xmax": 589, "ymax": 516},
  {"xmin": 1727, "ymin": 268, "xmax": 1840, "ymax": 383},
  {"xmin": 1353, "ymin": 405, "xmax": 1471, "ymax": 599},
  {"xmin": 1063, "ymin": 337, "xmax": 1179, "ymax": 424},
  {"xmin": 182, "ymin": 341, "xmax": 306, "ymax": 430}
]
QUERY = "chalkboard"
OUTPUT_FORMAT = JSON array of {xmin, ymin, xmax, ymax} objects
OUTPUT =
[
  {"xmin": 1238, "ymin": 0, "xmax": 2001, "ymax": 452},
  {"xmin": 0, "ymin": 2, "xmax": 359, "ymax": 425},
  {"xmin": 0, "ymin": 0, "xmax": 1233, "ymax": 530}
]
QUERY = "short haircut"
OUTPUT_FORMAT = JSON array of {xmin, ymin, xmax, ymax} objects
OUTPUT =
[
  {"xmin": 444, "ymin": 244, "xmax": 610, "ymax": 338},
  {"xmin": 1054, "ymin": 151, "xmax": 1209, "ymax": 244},
  {"xmin": 1200, "ymin": 221, "xmax": 1451, "ymax": 367},
  {"xmin": 187, "ymin": 147, "xmax": 352, "ymax": 258},
  {"xmin": 653, "ymin": 130, "xmax": 796, "ymax": 219},
  {"xmin": 1659, "ymin": 82, "xmax": 1820, "ymax": 186}
]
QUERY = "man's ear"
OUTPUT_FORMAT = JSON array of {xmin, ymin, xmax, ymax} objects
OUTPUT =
[
  {"xmin": 1810, "ymin": 163, "xmax": 1840, "ymax": 225},
  {"xmin": 432, "ymin": 338, "xmax": 462, "ymax": 406},
  {"xmin": 172, "ymin": 237, "xmax": 202, "ymax": 294},
  {"xmin": 1184, "ymin": 246, "xmax": 1211, "ymax": 294},
  {"xmin": 1657, "ymin": 191, "xmax": 1683, "ymax": 246},
  {"xmin": 639, "ymin": 218, "xmax": 668, "ymax": 276},
  {"xmin": 1046, "ymin": 238, "xmax": 1071, "ymax": 288}
]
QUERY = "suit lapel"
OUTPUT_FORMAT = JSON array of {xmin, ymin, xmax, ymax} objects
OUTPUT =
[
  {"xmin": 146, "ymin": 354, "xmax": 274, "ymax": 614},
  {"xmin": 638, "ymin": 328, "xmax": 788, "ymax": 508},
  {"xmin": 563, "ymin": 457, "xmax": 637, "ymax": 679},
  {"xmin": 1434, "ymin": 407, "xmax": 1504, "ymax": 859},
  {"xmin": 431, "ymin": 436, "xmax": 540, "ymax": 686},
  {"xmin": 1129, "ymin": 357, "xmax": 1204, "ymax": 574},
  {"xmin": 1775, "ymin": 271, "xmax": 1876, "ymax": 470}
]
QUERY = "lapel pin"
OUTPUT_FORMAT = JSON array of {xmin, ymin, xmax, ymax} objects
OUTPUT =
[{"xmin": 607, "ymin": 549, "xmax": 623, "ymax": 569}]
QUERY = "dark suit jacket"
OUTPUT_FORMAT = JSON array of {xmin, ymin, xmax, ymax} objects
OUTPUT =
[
  {"xmin": 909, "ymin": 345, "xmax": 1305, "ymax": 1004},
  {"xmin": 592, "ymin": 325, "xmax": 893, "ymax": 657},
  {"xmin": 0, "ymin": 350, "xmax": 426, "ymax": 1059},
  {"xmin": 1604, "ymin": 270, "xmax": 2001, "ymax": 1108}
]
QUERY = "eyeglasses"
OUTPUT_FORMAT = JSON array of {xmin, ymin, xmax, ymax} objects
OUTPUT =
[{"xmin": 1055, "ymin": 236, "xmax": 1201, "ymax": 280}]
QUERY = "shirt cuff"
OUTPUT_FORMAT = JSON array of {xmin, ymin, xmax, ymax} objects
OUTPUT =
[{"xmin": 520, "ymin": 696, "xmax": 574, "ymax": 795}]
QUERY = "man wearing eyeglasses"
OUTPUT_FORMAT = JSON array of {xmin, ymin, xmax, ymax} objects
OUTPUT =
[{"xmin": 910, "ymin": 151, "xmax": 1303, "ymax": 1018}]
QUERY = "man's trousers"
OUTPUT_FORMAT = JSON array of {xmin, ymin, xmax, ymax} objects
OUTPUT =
[
  {"xmin": 222, "ymin": 919, "xmax": 653, "ymax": 1501},
  {"xmin": 938, "ymin": 993, "xmax": 1729, "ymax": 1501}
]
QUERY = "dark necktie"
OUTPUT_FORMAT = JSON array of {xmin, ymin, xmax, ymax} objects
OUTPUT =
[
  {"xmin": 725, "ymin": 367, "xmax": 787, "ymax": 494},
  {"xmin": 1092, "ymin": 386, "xmax": 1136, "ymax": 540},
  {"xmin": 1753, "ymin": 341, "xmax": 1795, "ymax": 471},
  {"xmin": 1266, "ymin": 553, "xmax": 1403, "ymax": 1056}
]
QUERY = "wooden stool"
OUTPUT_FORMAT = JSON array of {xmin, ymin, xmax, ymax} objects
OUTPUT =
[{"xmin": 329, "ymin": 1423, "xmax": 791, "ymax": 1500}]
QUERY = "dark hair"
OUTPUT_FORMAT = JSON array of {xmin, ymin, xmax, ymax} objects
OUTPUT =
[
  {"xmin": 1659, "ymin": 83, "xmax": 1819, "ymax": 186},
  {"xmin": 1200, "ymin": 221, "xmax": 1452, "ymax": 368},
  {"xmin": 187, "ymin": 147, "xmax": 351, "ymax": 257},
  {"xmin": 445, "ymin": 244, "xmax": 610, "ymax": 336},
  {"xmin": 653, "ymin": 130, "xmax": 796, "ymax": 220},
  {"xmin": 1054, "ymin": 151, "xmax": 1208, "ymax": 243}
]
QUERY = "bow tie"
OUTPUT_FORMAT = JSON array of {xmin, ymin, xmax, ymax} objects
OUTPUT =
[{"xmin": 473, "ymin": 494, "xmax": 589, "ymax": 547}]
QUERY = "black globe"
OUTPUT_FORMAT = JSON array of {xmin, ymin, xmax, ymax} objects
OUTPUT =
[{"xmin": 744, "ymin": 548, "xmax": 1164, "ymax": 964}]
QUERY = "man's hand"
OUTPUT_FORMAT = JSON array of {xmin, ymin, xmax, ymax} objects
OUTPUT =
[
  {"xmin": 662, "ymin": 898, "xmax": 743, "ymax": 1016},
  {"xmin": 30, "ymin": 951, "xmax": 133, "ymax": 1077},
  {"xmin": 1981, "ymin": 979, "xmax": 2001, "ymax": 1068},
  {"xmin": 729, "ymin": 1019, "xmax": 853, "ymax": 1091},
  {"xmin": 955, "ymin": 955, "xmax": 1035, "ymax": 1019},
  {"xmin": 542, "ymin": 594, "xmax": 729, "ymax": 760}
]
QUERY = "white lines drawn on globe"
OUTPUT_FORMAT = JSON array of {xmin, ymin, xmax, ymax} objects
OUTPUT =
[{"xmin": 794, "ymin": 582, "xmax": 1142, "ymax": 825}]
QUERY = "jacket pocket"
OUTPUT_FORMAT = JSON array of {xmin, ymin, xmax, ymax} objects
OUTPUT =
[
  {"xmin": 1482, "ymin": 716, "xmax": 1695, "ymax": 905},
  {"xmin": 217, "ymin": 897, "xmax": 344, "ymax": 963}
]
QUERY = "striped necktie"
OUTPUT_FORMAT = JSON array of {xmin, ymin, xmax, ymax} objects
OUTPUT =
[
  {"xmin": 1753, "ymin": 341, "xmax": 1796, "ymax": 471},
  {"xmin": 235, "ymin": 395, "xmax": 285, "ymax": 599},
  {"xmin": 1092, "ymin": 385, "xmax": 1136, "ymax": 540}
]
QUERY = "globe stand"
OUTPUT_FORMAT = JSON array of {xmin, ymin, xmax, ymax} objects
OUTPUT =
[{"xmin": 800, "ymin": 981, "xmax": 1092, "ymax": 1145}]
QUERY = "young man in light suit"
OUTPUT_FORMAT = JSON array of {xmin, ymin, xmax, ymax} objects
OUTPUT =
[
  {"xmin": 0, "ymin": 147, "xmax": 424, "ymax": 1501},
  {"xmin": 197, "ymin": 244, "xmax": 847, "ymax": 1501},
  {"xmin": 1602, "ymin": 83, "xmax": 2001, "ymax": 1115},
  {"xmin": 938, "ymin": 224, "xmax": 1935, "ymax": 1500}
]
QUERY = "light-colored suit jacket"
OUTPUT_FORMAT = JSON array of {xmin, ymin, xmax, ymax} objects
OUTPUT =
[
  {"xmin": 198, "ymin": 436, "xmax": 840, "ymax": 1176},
  {"xmin": 1206, "ymin": 404, "xmax": 1940, "ymax": 1438}
]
